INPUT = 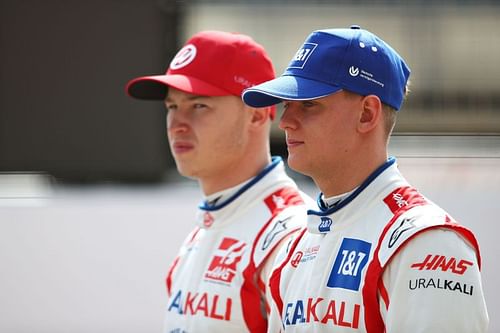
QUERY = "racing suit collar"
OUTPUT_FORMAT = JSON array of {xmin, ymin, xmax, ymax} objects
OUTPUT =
[
  {"xmin": 319, "ymin": 188, "xmax": 358, "ymax": 210},
  {"xmin": 199, "ymin": 156, "xmax": 282, "ymax": 212},
  {"xmin": 307, "ymin": 157, "xmax": 400, "ymax": 234},
  {"xmin": 204, "ymin": 178, "xmax": 252, "ymax": 207},
  {"xmin": 196, "ymin": 156, "xmax": 297, "ymax": 229}
]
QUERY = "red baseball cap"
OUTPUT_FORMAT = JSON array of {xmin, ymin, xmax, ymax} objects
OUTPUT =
[{"xmin": 126, "ymin": 30, "xmax": 276, "ymax": 118}]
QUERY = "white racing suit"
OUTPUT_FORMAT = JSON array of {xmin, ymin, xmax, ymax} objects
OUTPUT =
[
  {"xmin": 268, "ymin": 157, "xmax": 489, "ymax": 333},
  {"xmin": 164, "ymin": 157, "xmax": 312, "ymax": 333}
]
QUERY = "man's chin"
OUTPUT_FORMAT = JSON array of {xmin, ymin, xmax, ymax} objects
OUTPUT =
[
  {"xmin": 174, "ymin": 161, "xmax": 197, "ymax": 179},
  {"xmin": 287, "ymin": 155, "xmax": 309, "ymax": 175}
]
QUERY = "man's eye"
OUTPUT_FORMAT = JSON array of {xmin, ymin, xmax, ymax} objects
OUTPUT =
[
  {"xmin": 193, "ymin": 103, "xmax": 207, "ymax": 109},
  {"xmin": 166, "ymin": 104, "xmax": 177, "ymax": 112},
  {"xmin": 302, "ymin": 101, "xmax": 315, "ymax": 108}
]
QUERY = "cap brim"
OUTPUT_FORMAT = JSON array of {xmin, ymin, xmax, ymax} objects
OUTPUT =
[
  {"xmin": 126, "ymin": 74, "xmax": 232, "ymax": 100},
  {"xmin": 242, "ymin": 75, "xmax": 342, "ymax": 107}
]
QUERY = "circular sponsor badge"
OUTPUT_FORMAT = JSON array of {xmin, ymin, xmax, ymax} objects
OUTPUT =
[{"xmin": 170, "ymin": 44, "xmax": 197, "ymax": 70}]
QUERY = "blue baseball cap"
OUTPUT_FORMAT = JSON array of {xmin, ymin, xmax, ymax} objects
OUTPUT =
[{"xmin": 242, "ymin": 25, "xmax": 411, "ymax": 111}]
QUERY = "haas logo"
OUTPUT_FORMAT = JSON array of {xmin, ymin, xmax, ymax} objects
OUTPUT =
[
  {"xmin": 411, "ymin": 254, "xmax": 473, "ymax": 275},
  {"xmin": 349, "ymin": 66, "xmax": 359, "ymax": 77},
  {"xmin": 291, "ymin": 251, "xmax": 303, "ymax": 268},
  {"xmin": 170, "ymin": 44, "xmax": 197, "ymax": 70},
  {"xmin": 204, "ymin": 237, "xmax": 246, "ymax": 284}
]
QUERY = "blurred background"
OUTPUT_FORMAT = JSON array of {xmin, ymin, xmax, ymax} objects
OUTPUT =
[{"xmin": 1, "ymin": 0, "xmax": 499, "ymax": 332}]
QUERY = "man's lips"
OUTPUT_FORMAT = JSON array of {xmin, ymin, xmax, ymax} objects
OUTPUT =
[
  {"xmin": 286, "ymin": 138, "xmax": 304, "ymax": 148},
  {"xmin": 171, "ymin": 141, "xmax": 194, "ymax": 154}
]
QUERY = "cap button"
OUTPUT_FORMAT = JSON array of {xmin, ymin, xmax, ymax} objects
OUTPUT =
[{"xmin": 350, "ymin": 25, "xmax": 361, "ymax": 29}]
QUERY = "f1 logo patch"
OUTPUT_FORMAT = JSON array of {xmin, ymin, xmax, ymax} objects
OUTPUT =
[
  {"xmin": 327, "ymin": 238, "xmax": 371, "ymax": 290},
  {"xmin": 288, "ymin": 43, "xmax": 317, "ymax": 69}
]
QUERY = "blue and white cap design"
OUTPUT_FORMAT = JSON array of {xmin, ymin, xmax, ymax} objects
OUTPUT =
[{"xmin": 242, "ymin": 25, "xmax": 411, "ymax": 111}]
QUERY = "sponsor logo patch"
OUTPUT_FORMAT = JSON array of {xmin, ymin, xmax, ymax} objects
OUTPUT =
[
  {"xmin": 408, "ymin": 278, "xmax": 474, "ymax": 296},
  {"xmin": 168, "ymin": 289, "xmax": 232, "ymax": 321},
  {"xmin": 288, "ymin": 43, "xmax": 318, "ymax": 69},
  {"xmin": 318, "ymin": 217, "xmax": 333, "ymax": 233},
  {"xmin": 349, "ymin": 66, "xmax": 359, "ymax": 77},
  {"xmin": 411, "ymin": 254, "xmax": 473, "ymax": 275},
  {"xmin": 388, "ymin": 217, "xmax": 416, "ymax": 248},
  {"xmin": 234, "ymin": 75, "xmax": 255, "ymax": 89},
  {"xmin": 327, "ymin": 238, "xmax": 371, "ymax": 290},
  {"xmin": 291, "ymin": 251, "xmax": 303, "ymax": 268},
  {"xmin": 170, "ymin": 44, "xmax": 197, "ymax": 70},
  {"xmin": 262, "ymin": 216, "xmax": 291, "ymax": 250},
  {"xmin": 290, "ymin": 245, "xmax": 320, "ymax": 268},
  {"xmin": 283, "ymin": 298, "xmax": 360, "ymax": 328},
  {"xmin": 357, "ymin": 69, "xmax": 385, "ymax": 87},
  {"xmin": 204, "ymin": 237, "xmax": 246, "ymax": 284},
  {"xmin": 383, "ymin": 186, "xmax": 427, "ymax": 214}
]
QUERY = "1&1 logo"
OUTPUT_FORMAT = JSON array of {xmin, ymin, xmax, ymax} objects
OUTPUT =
[
  {"xmin": 318, "ymin": 217, "xmax": 333, "ymax": 233},
  {"xmin": 288, "ymin": 43, "xmax": 317, "ymax": 69},
  {"xmin": 327, "ymin": 238, "xmax": 371, "ymax": 290}
]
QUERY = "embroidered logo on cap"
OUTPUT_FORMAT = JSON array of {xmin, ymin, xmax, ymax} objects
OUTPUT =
[
  {"xmin": 170, "ymin": 44, "xmax": 197, "ymax": 70},
  {"xmin": 349, "ymin": 66, "xmax": 359, "ymax": 77},
  {"xmin": 288, "ymin": 43, "xmax": 318, "ymax": 69}
]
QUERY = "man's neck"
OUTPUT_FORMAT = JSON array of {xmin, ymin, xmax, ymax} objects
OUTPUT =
[
  {"xmin": 315, "ymin": 153, "xmax": 387, "ymax": 198},
  {"xmin": 200, "ymin": 154, "xmax": 271, "ymax": 196}
]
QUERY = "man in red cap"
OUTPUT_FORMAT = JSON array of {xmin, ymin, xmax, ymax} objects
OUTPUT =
[{"xmin": 126, "ymin": 31, "xmax": 312, "ymax": 332}]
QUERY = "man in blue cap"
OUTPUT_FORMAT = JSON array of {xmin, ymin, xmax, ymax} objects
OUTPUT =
[{"xmin": 243, "ymin": 26, "xmax": 488, "ymax": 332}]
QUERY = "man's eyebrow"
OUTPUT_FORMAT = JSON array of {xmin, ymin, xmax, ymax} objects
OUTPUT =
[
  {"xmin": 165, "ymin": 95, "xmax": 209, "ymax": 103},
  {"xmin": 188, "ymin": 95, "xmax": 210, "ymax": 101}
]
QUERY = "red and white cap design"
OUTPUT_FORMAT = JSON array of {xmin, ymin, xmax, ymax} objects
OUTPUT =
[{"xmin": 125, "ymin": 30, "xmax": 276, "ymax": 118}]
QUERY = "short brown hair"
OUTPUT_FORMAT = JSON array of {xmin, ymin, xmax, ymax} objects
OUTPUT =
[{"xmin": 382, "ymin": 81, "xmax": 410, "ymax": 137}]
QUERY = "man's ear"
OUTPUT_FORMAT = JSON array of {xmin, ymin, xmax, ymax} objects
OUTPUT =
[
  {"xmin": 247, "ymin": 106, "xmax": 271, "ymax": 127},
  {"xmin": 358, "ymin": 95, "xmax": 382, "ymax": 134}
]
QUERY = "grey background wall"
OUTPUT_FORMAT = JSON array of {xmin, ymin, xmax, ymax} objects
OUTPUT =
[
  {"xmin": 1, "ymin": 0, "xmax": 499, "ymax": 182},
  {"xmin": 1, "ymin": 0, "xmax": 180, "ymax": 182}
]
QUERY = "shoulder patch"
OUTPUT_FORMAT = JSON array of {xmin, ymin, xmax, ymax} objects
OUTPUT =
[
  {"xmin": 264, "ymin": 187, "xmax": 305, "ymax": 214},
  {"xmin": 253, "ymin": 206, "xmax": 306, "ymax": 268},
  {"xmin": 378, "ymin": 205, "xmax": 450, "ymax": 267},
  {"xmin": 383, "ymin": 186, "xmax": 427, "ymax": 214}
]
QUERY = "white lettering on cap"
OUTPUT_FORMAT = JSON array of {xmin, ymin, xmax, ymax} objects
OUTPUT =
[
  {"xmin": 170, "ymin": 44, "xmax": 197, "ymax": 70},
  {"xmin": 288, "ymin": 42, "xmax": 318, "ymax": 69}
]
